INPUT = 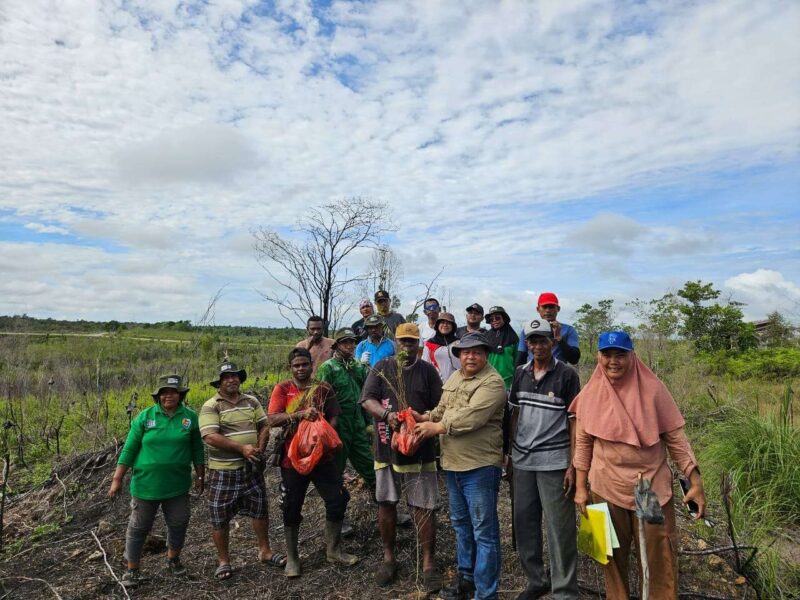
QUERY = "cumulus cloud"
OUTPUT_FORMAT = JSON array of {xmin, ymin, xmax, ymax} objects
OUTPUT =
[
  {"xmin": 0, "ymin": 0, "xmax": 797, "ymax": 324},
  {"xmin": 116, "ymin": 124, "xmax": 259, "ymax": 183},
  {"xmin": 24, "ymin": 222, "xmax": 69, "ymax": 235},
  {"xmin": 725, "ymin": 269, "xmax": 800, "ymax": 320},
  {"xmin": 574, "ymin": 212, "xmax": 647, "ymax": 256}
]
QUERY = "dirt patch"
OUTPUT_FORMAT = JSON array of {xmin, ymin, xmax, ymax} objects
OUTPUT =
[{"xmin": 0, "ymin": 448, "xmax": 749, "ymax": 599}]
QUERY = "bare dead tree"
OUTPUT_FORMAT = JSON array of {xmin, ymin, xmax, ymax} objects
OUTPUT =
[
  {"xmin": 253, "ymin": 198, "xmax": 395, "ymax": 335},
  {"xmin": 358, "ymin": 245, "xmax": 404, "ymax": 301},
  {"xmin": 404, "ymin": 267, "xmax": 445, "ymax": 324}
]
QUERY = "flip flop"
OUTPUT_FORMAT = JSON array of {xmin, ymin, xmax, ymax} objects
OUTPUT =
[
  {"xmin": 214, "ymin": 563, "xmax": 233, "ymax": 580},
  {"xmin": 260, "ymin": 552, "xmax": 287, "ymax": 568}
]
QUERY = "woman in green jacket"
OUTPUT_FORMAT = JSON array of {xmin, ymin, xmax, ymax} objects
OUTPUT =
[{"xmin": 108, "ymin": 375, "xmax": 205, "ymax": 587}]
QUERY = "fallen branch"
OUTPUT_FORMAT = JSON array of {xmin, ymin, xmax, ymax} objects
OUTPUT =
[
  {"xmin": 90, "ymin": 529, "xmax": 130, "ymax": 600},
  {"xmin": 680, "ymin": 544, "xmax": 758, "ymax": 556},
  {"xmin": 52, "ymin": 471, "xmax": 69, "ymax": 521},
  {"xmin": 0, "ymin": 576, "xmax": 63, "ymax": 600}
]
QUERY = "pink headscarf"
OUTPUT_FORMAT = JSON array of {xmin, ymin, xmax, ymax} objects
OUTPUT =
[{"xmin": 568, "ymin": 352, "xmax": 685, "ymax": 448}]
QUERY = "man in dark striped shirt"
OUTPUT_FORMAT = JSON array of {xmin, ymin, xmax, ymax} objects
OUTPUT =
[{"xmin": 507, "ymin": 319, "xmax": 581, "ymax": 599}]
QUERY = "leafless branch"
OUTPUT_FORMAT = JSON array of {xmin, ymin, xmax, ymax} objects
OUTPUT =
[
  {"xmin": 0, "ymin": 576, "xmax": 64, "ymax": 600},
  {"xmin": 90, "ymin": 529, "xmax": 131, "ymax": 600},
  {"xmin": 253, "ymin": 198, "xmax": 395, "ymax": 335},
  {"xmin": 405, "ymin": 267, "xmax": 445, "ymax": 321}
]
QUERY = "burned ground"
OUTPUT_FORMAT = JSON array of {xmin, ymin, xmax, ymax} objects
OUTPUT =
[{"xmin": 0, "ymin": 446, "xmax": 752, "ymax": 599}]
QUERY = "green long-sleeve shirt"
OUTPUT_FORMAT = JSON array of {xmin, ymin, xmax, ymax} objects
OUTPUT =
[
  {"xmin": 317, "ymin": 356, "xmax": 367, "ymax": 412},
  {"xmin": 118, "ymin": 403, "xmax": 205, "ymax": 500}
]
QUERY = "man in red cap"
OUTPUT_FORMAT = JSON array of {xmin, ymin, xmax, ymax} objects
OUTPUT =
[{"xmin": 515, "ymin": 292, "xmax": 580, "ymax": 367}]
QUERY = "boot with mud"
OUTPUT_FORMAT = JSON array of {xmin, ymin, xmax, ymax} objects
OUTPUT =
[
  {"xmin": 284, "ymin": 526, "xmax": 301, "ymax": 578},
  {"xmin": 325, "ymin": 520, "xmax": 359, "ymax": 566}
]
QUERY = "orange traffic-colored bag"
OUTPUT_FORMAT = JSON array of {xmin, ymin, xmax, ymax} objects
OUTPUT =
[
  {"xmin": 288, "ymin": 417, "xmax": 342, "ymax": 475},
  {"xmin": 391, "ymin": 409, "xmax": 423, "ymax": 456}
]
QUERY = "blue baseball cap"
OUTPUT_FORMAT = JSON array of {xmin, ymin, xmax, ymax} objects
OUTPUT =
[{"xmin": 598, "ymin": 331, "xmax": 634, "ymax": 352}]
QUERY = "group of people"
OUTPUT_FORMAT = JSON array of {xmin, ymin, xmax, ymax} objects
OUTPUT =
[{"xmin": 109, "ymin": 290, "xmax": 708, "ymax": 600}]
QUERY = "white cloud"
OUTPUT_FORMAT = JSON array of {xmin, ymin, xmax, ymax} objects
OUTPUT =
[
  {"xmin": 725, "ymin": 269, "xmax": 800, "ymax": 320},
  {"xmin": 0, "ymin": 0, "xmax": 797, "ymax": 324},
  {"xmin": 24, "ymin": 222, "xmax": 69, "ymax": 235},
  {"xmin": 116, "ymin": 124, "xmax": 259, "ymax": 183}
]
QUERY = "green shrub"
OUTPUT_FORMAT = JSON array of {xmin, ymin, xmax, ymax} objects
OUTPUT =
[
  {"xmin": 702, "ymin": 347, "xmax": 800, "ymax": 379},
  {"xmin": 697, "ymin": 389, "xmax": 800, "ymax": 597}
]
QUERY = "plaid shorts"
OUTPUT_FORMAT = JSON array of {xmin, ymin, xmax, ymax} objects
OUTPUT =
[{"xmin": 208, "ymin": 468, "xmax": 269, "ymax": 528}]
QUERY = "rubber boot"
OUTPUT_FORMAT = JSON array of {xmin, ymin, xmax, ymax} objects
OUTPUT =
[
  {"xmin": 325, "ymin": 520, "xmax": 359, "ymax": 566},
  {"xmin": 284, "ymin": 526, "xmax": 301, "ymax": 578}
]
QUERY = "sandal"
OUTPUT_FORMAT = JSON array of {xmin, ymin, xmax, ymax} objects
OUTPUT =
[
  {"xmin": 214, "ymin": 563, "xmax": 233, "ymax": 580},
  {"xmin": 260, "ymin": 552, "xmax": 287, "ymax": 568},
  {"xmin": 375, "ymin": 561, "xmax": 397, "ymax": 587},
  {"xmin": 166, "ymin": 557, "xmax": 187, "ymax": 576}
]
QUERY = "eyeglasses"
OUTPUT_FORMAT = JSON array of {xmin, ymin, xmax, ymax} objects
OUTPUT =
[
  {"xmin": 424, "ymin": 305, "xmax": 440, "ymax": 311},
  {"xmin": 487, "ymin": 314, "xmax": 504, "ymax": 321}
]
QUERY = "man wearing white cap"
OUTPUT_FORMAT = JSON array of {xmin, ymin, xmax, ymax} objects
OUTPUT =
[{"xmin": 508, "ymin": 319, "xmax": 581, "ymax": 599}]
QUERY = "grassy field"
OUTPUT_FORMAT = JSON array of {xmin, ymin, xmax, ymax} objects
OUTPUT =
[{"xmin": 0, "ymin": 330, "xmax": 797, "ymax": 597}]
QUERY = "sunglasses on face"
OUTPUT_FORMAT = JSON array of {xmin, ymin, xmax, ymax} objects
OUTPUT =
[{"xmin": 487, "ymin": 314, "xmax": 504, "ymax": 321}]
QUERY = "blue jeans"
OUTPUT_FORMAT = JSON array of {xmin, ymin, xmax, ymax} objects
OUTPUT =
[{"xmin": 446, "ymin": 466, "xmax": 502, "ymax": 600}]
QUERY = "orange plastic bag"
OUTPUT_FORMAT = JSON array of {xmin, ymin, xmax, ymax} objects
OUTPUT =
[
  {"xmin": 391, "ymin": 409, "xmax": 423, "ymax": 457},
  {"xmin": 288, "ymin": 417, "xmax": 342, "ymax": 475}
]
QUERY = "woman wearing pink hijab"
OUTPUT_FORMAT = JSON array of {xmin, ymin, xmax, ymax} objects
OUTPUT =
[{"xmin": 570, "ymin": 331, "xmax": 706, "ymax": 600}]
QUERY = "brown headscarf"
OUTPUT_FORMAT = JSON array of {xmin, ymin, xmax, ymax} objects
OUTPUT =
[{"xmin": 568, "ymin": 352, "xmax": 685, "ymax": 448}]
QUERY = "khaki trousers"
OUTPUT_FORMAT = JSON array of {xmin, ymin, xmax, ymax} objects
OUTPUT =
[{"xmin": 593, "ymin": 493, "xmax": 678, "ymax": 600}]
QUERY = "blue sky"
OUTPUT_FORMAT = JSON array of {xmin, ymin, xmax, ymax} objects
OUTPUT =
[{"xmin": 0, "ymin": 0, "xmax": 798, "ymax": 329}]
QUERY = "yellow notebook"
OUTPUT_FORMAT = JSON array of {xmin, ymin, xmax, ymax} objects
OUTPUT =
[{"xmin": 577, "ymin": 503, "xmax": 619, "ymax": 565}]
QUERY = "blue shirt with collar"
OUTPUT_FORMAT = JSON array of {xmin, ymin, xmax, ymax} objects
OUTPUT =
[
  {"xmin": 355, "ymin": 336, "xmax": 396, "ymax": 366},
  {"xmin": 517, "ymin": 322, "xmax": 579, "ymax": 363}
]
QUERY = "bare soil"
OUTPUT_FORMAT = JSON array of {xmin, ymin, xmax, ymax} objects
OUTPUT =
[{"xmin": 0, "ymin": 447, "xmax": 755, "ymax": 599}]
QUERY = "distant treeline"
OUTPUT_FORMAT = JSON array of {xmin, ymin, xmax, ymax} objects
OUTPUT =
[{"xmin": 0, "ymin": 314, "xmax": 302, "ymax": 339}]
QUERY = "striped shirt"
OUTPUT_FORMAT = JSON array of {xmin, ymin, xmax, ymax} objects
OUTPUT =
[
  {"xmin": 508, "ymin": 358, "xmax": 580, "ymax": 471},
  {"xmin": 199, "ymin": 393, "xmax": 267, "ymax": 470}
]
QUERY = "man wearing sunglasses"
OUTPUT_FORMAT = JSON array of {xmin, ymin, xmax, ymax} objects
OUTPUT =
[{"xmin": 418, "ymin": 297, "xmax": 441, "ymax": 355}]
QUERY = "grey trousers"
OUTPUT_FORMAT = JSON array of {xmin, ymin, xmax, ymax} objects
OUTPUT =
[
  {"xmin": 125, "ymin": 494, "xmax": 191, "ymax": 563},
  {"xmin": 512, "ymin": 468, "xmax": 579, "ymax": 599}
]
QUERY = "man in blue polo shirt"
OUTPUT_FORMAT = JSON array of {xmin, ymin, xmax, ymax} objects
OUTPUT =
[
  {"xmin": 356, "ymin": 315, "xmax": 396, "ymax": 367},
  {"xmin": 515, "ymin": 292, "xmax": 580, "ymax": 367}
]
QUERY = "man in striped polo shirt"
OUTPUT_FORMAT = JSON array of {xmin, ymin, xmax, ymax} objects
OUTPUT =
[
  {"xmin": 199, "ymin": 361, "xmax": 285, "ymax": 580},
  {"xmin": 507, "ymin": 320, "xmax": 581, "ymax": 599}
]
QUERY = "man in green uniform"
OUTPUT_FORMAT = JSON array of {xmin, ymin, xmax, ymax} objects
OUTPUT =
[{"xmin": 317, "ymin": 328, "xmax": 376, "ymax": 489}]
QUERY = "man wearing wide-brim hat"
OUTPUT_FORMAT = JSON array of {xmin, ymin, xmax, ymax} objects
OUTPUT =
[
  {"xmin": 317, "ymin": 328, "xmax": 377, "ymax": 537},
  {"xmin": 413, "ymin": 332, "xmax": 507, "ymax": 600},
  {"xmin": 199, "ymin": 361, "xmax": 286, "ymax": 580}
]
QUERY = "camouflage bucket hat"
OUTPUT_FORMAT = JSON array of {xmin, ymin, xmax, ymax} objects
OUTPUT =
[
  {"xmin": 332, "ymin": 327, "xmax": 358, "ymax": 347},
  {"xmin": 209, "ymin": 361, "xmax": 248, "ymax": 388},
  {"xmin": 151, "ymin": 374, "xmax": 190, "ymax": 401},
  {"xmin": 364, "ymin": 314, "xmax": 385, "ymax": 328}
]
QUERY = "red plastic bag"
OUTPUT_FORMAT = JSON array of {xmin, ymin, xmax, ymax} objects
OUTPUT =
[
  {"xmin": 391, "ymin": 409, "xmax": 423, "ymax": 457},
  {"xmin": 288, "ymin": 417, "xmax": 342, "ymax": 475}
]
